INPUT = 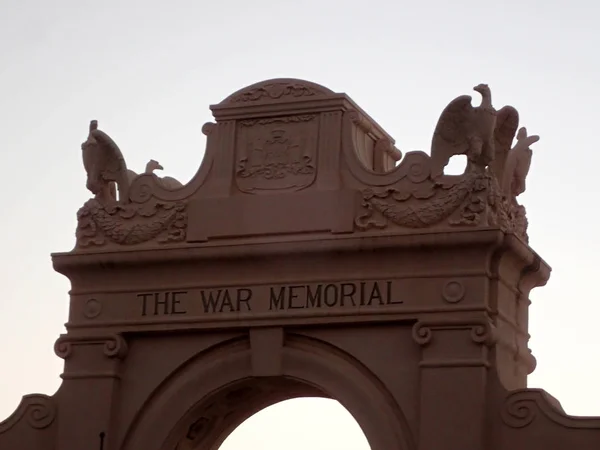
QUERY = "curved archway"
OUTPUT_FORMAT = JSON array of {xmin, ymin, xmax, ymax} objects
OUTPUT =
[
  {"xmin": 121, "ymin": 335, "xmax": 414, "ymax": 450},
  {"xmin": 218, "ymin": 398, "xmax": 370, "ymax": 450}
]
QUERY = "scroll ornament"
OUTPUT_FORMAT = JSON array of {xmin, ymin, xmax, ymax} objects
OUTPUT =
[
  {"xmin": 501, "ymin": 388, "xmax": 600, "ymax": 429},
  {"xmin": 0, "ymin": 394, "xmax": 56, "ymax": 433}
]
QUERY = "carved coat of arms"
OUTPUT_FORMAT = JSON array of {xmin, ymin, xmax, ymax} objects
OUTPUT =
[{"xmin": 236, "ymin": 115, "xmax": 318, "ymax": 193}]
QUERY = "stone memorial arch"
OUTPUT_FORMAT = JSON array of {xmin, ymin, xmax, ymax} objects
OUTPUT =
[{"xmin": 1, "ymin": 78, "xmax": 600, "ymax": 450}]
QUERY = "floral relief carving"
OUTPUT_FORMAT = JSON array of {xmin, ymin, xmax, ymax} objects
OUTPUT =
[
  {"xmin": 486, "ymin": 175, "xmax": 530, "ymax": 242},
  {"xmin": 355, "ymin": 171, "xmax": 488, "ymax": 230},
  {"xmin": 355, "ymin": 168, "xmax": 529, "ymax": 240},
  {"xmin": 226, "ymin": 81, "xmax": 329, "ymax": 103},
  {"xmin": 239, "ymin": 115, "xmax": 316, "ymax": 127},
  {"xmin": 76, "ymin": 198, "xmax": 187, "ymax": 247}
]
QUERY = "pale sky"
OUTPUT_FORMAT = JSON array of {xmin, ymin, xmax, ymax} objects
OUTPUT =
[{"xmin": 1, "ymin": 0, "xmax": 600, "ymax": 448}]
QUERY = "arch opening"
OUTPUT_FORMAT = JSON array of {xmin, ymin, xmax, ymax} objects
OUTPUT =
[
  {"xmin": 218, "ymin": 397, "xmax": 371, "ymax": 450},
  {"xmin": 124, "ymin": 335, "xmax": 413, "ymax": 450},
  {"xmin": 170, "ymin": 378, "xmax": 371, "ymax": 450}
]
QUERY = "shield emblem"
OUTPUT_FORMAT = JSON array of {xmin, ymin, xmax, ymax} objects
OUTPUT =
[{"xmin": 235, "ymin": 115, "xmax": 318, "ymax": 193}]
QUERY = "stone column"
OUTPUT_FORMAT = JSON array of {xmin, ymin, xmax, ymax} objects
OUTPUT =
[
  {"xmin": 412, "ymin": 317, "xmax": 495, "ymax": 450},
  {"xmin": 53, "ymin": 333, "xmax": 128, "ymax": 450}
]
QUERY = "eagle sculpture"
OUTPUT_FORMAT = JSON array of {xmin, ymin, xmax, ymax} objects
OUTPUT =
[
  {"xmin": 81, "ymin": 120, "xmax": 130, "ymax": 204},
  {"xmin": 430, "ymin": 84, "xmax": 519, "ymax": 179},
  {"xmin": 502, "ymin": 127, "xmax": 539, "ymax": 200}
]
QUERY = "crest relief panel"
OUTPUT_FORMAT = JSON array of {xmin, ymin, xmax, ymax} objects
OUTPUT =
[{"xmin": 235, "ymin": 114, "xmax": 319, "ymax": 193}]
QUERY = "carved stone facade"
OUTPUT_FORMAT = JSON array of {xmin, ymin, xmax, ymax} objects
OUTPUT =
[{"xmin": 2, "ymin": 78, "xmax": 597, "ymax": 450}]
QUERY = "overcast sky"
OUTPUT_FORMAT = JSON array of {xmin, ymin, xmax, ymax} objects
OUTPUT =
[{"xmin": 1, "ymin": 1, "xmax": 600, "ymax": 449}]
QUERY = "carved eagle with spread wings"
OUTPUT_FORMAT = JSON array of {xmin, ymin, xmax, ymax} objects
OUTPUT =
[
  {"xmin": 430, "ymin": 84, "xmax": 520, "ymax": 180},
  {"xmin": 81, "ymin": 120, "xmax": 130, "ymax": 204}
]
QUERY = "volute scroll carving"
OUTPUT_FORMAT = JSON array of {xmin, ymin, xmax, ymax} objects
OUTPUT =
[
  {"xmin": 54, "ymin": 334, "xmax": 128, "ymax": 360},
  {"xmin": 0, "ymin": 394, "xmax": 56, "ymax": 433},
  {"xmin": 411, "ymin": 322, "xmax": 433, "ymax": 346},
  {"xmin": 411, "ymin": 319, "xmax": 497, "ymax": 347},
  {"xmin": 501, "ymin": 389, "xmax": 600, "ymax": 430},
  {"xmin": 103, "ymin": 334, "xmax": 129, "ymax": 359},
  {"xmin": 53, "ymin": 336, "xmax": 73, "ymax": 359}
]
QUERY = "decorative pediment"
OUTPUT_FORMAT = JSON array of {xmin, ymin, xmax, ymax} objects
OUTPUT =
[{"xmin": 71, "ymin": 79, "xmax": 538, "ymax": 252}]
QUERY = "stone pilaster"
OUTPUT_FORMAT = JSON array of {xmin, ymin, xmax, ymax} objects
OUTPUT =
[
  {"xmin": 412, "ymin": 318, "xmax": 495, "ymax": 450},
  {"xmin": 53, "ymin": 333, "xmax": 128, "ymax": 450}
]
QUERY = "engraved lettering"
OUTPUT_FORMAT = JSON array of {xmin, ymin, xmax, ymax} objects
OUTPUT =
[
  {"xmin": 340, "ymin": 283, "xmax": 356, "ymax": 307},
  {"xmin": 385, "ymin": 281, "xmax": 402, "ymax": 304},
  {"xmin": 288, "ymin": 285, "xmax": 304, "ymax": 309},
  {"xmin": 360, "ymin": 282, "xmax": 367, "ymax": 306},
  {"xmin": 269, "ymin": 287, "xmax": 285, "ymax": 310},
  {"xmin": 324, "ymin": 284, "xmax": 338, "ymax": 307},
  {"xmin": 138, "ymin": 291, "xmax": 188, "ymax": 316},
  {"xmin": 307, "ymin": 284, "xmax": 322, "ymax": 308},
  {"xmin": 368, "ymin": 283, "xmax": 384, "ymax": 306},
  {"xmin": 219, "ymin": 290, "xmax": 234, "ymax": 312},
  {"xmin": 201, "ymin": 288, "xmax": 253, "ymax": 313},
  {"xmin": 154, "ymin": 292, "xmax": 169, "ymax": 315},
  {"xmin": 237, "ymin": 288, "xmax": 253, "ymax": 311},
  {"xmin": 136, "ymin": 281, "xmax": 401, "ymax": 317},
  {"xmin": 138, "ymin": 293, "xmax": 153, "ymax": 316},
  {"xmin": 171, "ymin": 291, "xmax": 188, "ymax": 314},
  {"xmin": 201, "ymin": 289, "xmax": 222, "ymax": 313}
]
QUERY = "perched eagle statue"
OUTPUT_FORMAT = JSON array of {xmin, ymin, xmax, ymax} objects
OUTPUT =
[
  {"xmin": 81, "ymin": 120, "xmax": 130, "ymax": 204},
  {"xmin": 502, "ymin": 126, "xmax": 540, "ymax": 200},
  {"xmin": 430, "ymin": 84, "xmax": 520, "ymax": 180}
]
